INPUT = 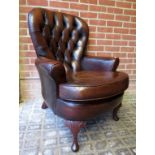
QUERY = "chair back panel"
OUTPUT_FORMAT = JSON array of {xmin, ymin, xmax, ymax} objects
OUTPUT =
[{"xmin": 28, "ymin": 8, "xmax": 89, "ymax": 72}]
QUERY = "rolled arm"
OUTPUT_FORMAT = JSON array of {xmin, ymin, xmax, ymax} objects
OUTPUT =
[
  {"xmin": 81, "ymin": 56, "xmax": 119, "ymax": 71},
  {"xmin": 35, "ymin": 57, "xmax": 66, "ymax": 84}
]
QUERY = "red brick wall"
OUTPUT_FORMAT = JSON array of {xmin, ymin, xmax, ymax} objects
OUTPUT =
[{"xmin": 19, "ymin": 0, "xmax": 136, "ymax": 100}]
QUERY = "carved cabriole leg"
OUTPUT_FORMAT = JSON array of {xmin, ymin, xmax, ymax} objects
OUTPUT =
[
  {"xmin": 65, "ymin": 120, "xmax": 86, "ymax": 152},
  {"xmin": 113, "ymin": 103, "xmax": 122, "ymax": 121},
  {"xmin": 41, "ymin": 101, "xmax": 48, "ymax": 109}
]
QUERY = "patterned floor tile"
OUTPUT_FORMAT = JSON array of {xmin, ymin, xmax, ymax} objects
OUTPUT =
[
  {"xmin": 21, "ymin": 149, "xmax": 39, "ymax": 155},
  {"xmin": 42, "ymin": 138, "xmax": 57, "ymax": 147},
  {"xmin": 25, "ymin": 131, "xmax": 41, "ymax": 139},
  {"xmin": 24, "ymin": 138, "xmax": 40, "ymax": 149},
  {"xmin": 114, "ymin": 148, "xmax": 132, "ymax": 155},
  {"xmin": 130, "ymin": 147, "xmax": 136, "ymax": 155},
  {"xmin": 95, "ymin": 140, "xmax": 108, "ymax": 150},
  {"xmin": 122, "ymin": 137, "xmax": 136, "ymax": 146},
  {"xmin": 98, "ymin": 150, "xmax": 114, "ymax": 155},
  {"xmin": 19, "ymin": 97, "xmax": 136, "ymax": 155},
  {"xmin": 107, "ymin": 138, "xmax": 125, "ymax": 148}
]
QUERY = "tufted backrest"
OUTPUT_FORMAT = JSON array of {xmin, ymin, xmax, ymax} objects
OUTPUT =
[{"xmin": 28, "ymin": 8, "xmax": 89, "ymax": 72}]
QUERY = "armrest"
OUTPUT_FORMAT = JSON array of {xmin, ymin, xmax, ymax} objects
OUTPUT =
[
  {"xmin": 35, "ymin": 57, "xmax": 66, "ymax": 84},
  {"xmin": 81, "ymin": 56, "xmax": 119, "ymax": 71}
]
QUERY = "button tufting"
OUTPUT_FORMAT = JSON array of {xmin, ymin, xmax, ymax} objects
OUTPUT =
[{"xmin": 28, "ymin": 8, "xmax": 88, "ymax": 71}]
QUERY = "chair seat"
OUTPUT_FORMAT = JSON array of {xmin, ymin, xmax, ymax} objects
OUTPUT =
[{"xmin": 59, "ymin": 71, "xmax": 129, "ymax": 101}]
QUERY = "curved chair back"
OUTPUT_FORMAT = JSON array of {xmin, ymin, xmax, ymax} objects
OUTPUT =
[{"xmin": 28, "ymin": 8, "xmax": 89, "ymax": 72}]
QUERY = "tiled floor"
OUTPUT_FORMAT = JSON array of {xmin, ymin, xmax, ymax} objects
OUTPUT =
[{"xmin": 19, "ymin": 95, "xmax": 136, "ymax": 155}]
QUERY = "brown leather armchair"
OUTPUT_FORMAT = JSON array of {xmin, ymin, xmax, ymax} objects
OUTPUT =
[{"xmin": 28, "ymin": 8, "xmax": 129, "ymax": 152}]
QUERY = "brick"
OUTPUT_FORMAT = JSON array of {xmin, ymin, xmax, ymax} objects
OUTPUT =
[
  {"xmin": 70, "ymin": 3, "xmax": 88, "ymax": 11},
  {"xmin": 106, "ymin": 34, "xmax": 121, "ymax": 40},
  {"xmin": 96, "ymin": 52, "xmax": 112, "ymax": 58},
  {"xmin": 99, "ymin": 0, "xmax": 115, "ymax": 6},
  {"xmin": 19, "ymin": 6, "xmax": 33, "ymax": 14},
  {"xmin": 89, "ymin": 20, "xmax": 106, "ymax": 26},
  {"xmin": 124, "ymin": 10, "xmax": 136, "ymax": 16},
  {"xmin": 126, "ymin": 0, "xmax": 136, "ymax": 2},
  {"xmin": 122, "ymin": 35, "xmax": 136, "ymax": 40},
  {"xmin": 128, "ymin": 53, "xmax": 136, "ymax": 58},
  {"xmin": 20, "ymin": 65, "xmax": 36, "ymax": 71},
  {"xmin": 19, "ymin": 0, "xmax": 26, "ymax": 5},
  {"xmin": 107, "ymin": 21, "xmax": 122, "ymax": 27},
  {"xmin": 20, "ymin": 72, "xmax": 30, "ymax": 78},
  {"xmin": 20, "ymin": 52, "xmax": 36, "ymax": 57},
  {"xmin": 30, "ymin": 71, "xmax": 39, "ymax": 77},
  {"xmin": 105, "ymin": 46, "xmax": 120, "ymax": 52},
  {"xmin": 114, "ymin": 28, "xmax": 129, "ymax": 34},
  {"xmin": 19, "ymin": 58, "xmax": 30, "ymax": 64},
  {"xmin": 132, "ymin": 3, "xmax": 136, "ymax": 9},
  {"xmin": 116, "ymin": 2, "xmax": 132, "ymax": 8},
  {"xmin": 120, "ymin": 58, "xmax": 133, "ymax": 63},
  {"xmin": 50, "ymin": 1, "xmax": 69, "ymax": 8},
  {"xmin": 19, "ymin": 44, "xmax": 28, "ymax": 50},
  {"xmin": 113, "ymin": 52, "xmax": 127, "ymax": 58},
  {"xmin": 27, "ymin": 0, "xmax": 48, "ymax": 6},
  {"xmin": 107, "ymin": 8, "xmax": 123, "ymax": 14},
  {"xmin": 88, "ymin": 46, "xmax": 104, "ymax": 51},
  {"xmin": 130, "ymin": 29, "xmax": 136, "ymax": 34},
  {"xmin": 124, "ymin": 22, "xmax": 136, "ymax": 28},
  {"xmin": 98, "ymin": 13, "xmax": 114, "ymax": 20},
  {"xmin": 89, "ymin": 33, "xmax": 105, "ymax": 38},
  {"xmin": 19, "ymin": 29, "xmax": 27, "ymax": 36},
  {"xmin": 19, "ymin": 22, "xmax": 28, "ymax": 28},
  {"xmin": 80, "ymin": 0, "xmax": 97, "ymax": 4},
  {"xmin": 118, "ymin": 64, "xmax": 126, "ymax": 69},
  {"xmin": 89, "ymin": 26, "xmax": 96, "ymax": 32},
  {"xmin": 121, "ymin": 47, "xmax": 135, "ymax": 52},
  {"xmin": 29, "ymin": 44, "xmax": 35, "ymax": 50},
  {"xmin": 113, "ymin": 41, "xmax": 128, "ymax": 46},
  {"xmin": 19, "ymin": 15, "xmax": 26, "ymax": 21},
  {"xmin": 97, "ymin": 40, "xmax": 112, "ymax": 45},
  {"xmin": 89, "ymin": 5, "xmax": 106, "ymax": 12},
  {"xmin": 30, "ymin": 58, "xmax": 36, "ymax": 64},
  {"xmin": 19, "ymin": 37, "xmax": 32, "ymax": 43},
  {"xmin": 131, "ymin": 17, "xmax": 136, "ymax": 22},
  {"xmin": 129, "ymin": 41, "xmax": 136, "ymax": 46},
  {"xmin": 129, "ymin": 75, "xmax": 136, "ymax": 80},
  {"xmin": 80, "ymin": 12, "xmax": 97, "ymax": 18},
  {"xmin": 116, "ymin": 15, "xmax": 130, "ymax": 21},
  {"xmin": 126, "ymin": 64, "xmax": 135, "ymax": 69},
  {"xmin": 97, "ymin": 27, "xmax": 113, "ymax": 33},
  {"xmin": 64, "ymin": 0, "xmax": 78, "ymax": 1},
  {"xmin": 88, "ymin": 39, "xmax": 96, "ymax": 45}
]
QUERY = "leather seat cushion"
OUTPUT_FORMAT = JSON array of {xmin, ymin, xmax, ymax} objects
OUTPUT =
[{"xmin": 59, "ymin": 71, "xmax": 129, "ymax": 101}]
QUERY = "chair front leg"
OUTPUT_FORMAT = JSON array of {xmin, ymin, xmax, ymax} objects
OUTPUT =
[
  {"xmin": 65, "ymin": 120, "xmax": 86, "ymax": 152},
  {"xmin": 113, "ymin": 103, "xmax": 122, "ymax": 121},
  {"xmin": 41, "ymin": 101, "xmax": 48, "ymax": 109}
]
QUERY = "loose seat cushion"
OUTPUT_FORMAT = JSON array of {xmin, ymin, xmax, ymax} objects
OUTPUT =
[{"xmin": 59, "ymin": 71, "xmax": 129, "ymax": 101}]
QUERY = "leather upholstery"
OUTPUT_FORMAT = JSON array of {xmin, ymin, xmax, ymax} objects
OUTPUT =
[
  {"xmin": 56, "ymin": 94, "xmax": 123, "ymax": 120},
  {"xmin": 59, "ymin": 71, "xmax": 129, "ymax": 101},
  {"xmin": 35, "ymin": 57, "xmax": 66, "ymax": 85},
  {"xmin": 81, "ymin": 56, "xmax": 119, "ymax": 71},
  {"xmin": 28, "ymin": 8, "xmax": 88, "ymax": 73},
  {"xmin": 28, "ymin": 8, "xmax": 129, "ymax": 121}
]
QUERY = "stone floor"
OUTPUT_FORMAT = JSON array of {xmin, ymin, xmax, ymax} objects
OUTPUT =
[{"xmin": 19, "ymin": 96, "xmax": 136, "ymax": 155}]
